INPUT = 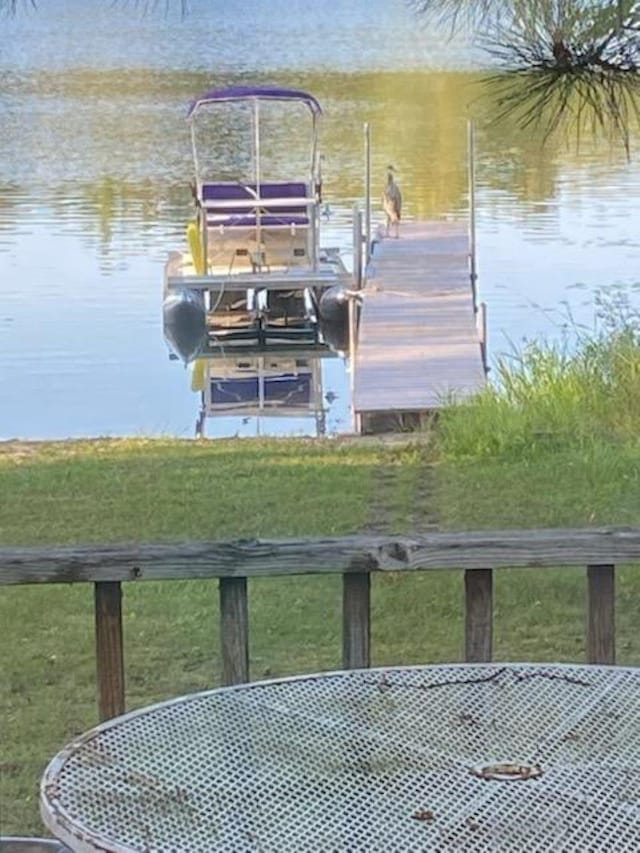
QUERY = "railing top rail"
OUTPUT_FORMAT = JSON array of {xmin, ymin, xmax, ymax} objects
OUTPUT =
[{"xmin": 1, "ymin": 527, "xmax": 639, "ymax": 586}]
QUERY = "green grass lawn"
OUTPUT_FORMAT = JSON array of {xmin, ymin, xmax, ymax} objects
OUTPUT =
[{"xmin": 1, "ymin": 434, "xmax": 639, "ymax": 834}]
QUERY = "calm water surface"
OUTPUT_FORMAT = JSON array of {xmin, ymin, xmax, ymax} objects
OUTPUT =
[{"xmin": 0, "ymin": 0, "xmax": 639, "ymax": 439}]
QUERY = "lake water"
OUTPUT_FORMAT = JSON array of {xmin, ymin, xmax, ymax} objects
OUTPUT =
[{"xmin": 1, "ymin": 0, "xmax": 639, "ymax": 439}]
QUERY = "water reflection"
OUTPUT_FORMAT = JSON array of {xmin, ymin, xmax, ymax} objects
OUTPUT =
[
  {"xmin": 192, "ymin": 352, "xmax": 336, "ymax": 439},
  {"xmin": 0, "ymin": 0, "xmax": 638, "ymax": 439},
  {"xmin": 0, "ymin": 65, "xmax": 637, "ymax": 237}
]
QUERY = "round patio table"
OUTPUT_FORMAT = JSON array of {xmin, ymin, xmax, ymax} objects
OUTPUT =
[{"xmin": 41, "ymin": 663, "xmax": 640, "ymax": 852}]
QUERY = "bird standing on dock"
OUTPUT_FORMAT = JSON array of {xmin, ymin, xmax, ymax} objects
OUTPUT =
[{"xmin": 382, "ymin": 165, "xmax": 402, "ymax": 238}]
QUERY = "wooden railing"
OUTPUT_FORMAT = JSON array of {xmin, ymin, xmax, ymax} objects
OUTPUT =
[{"xmin": 1, "ymin": 527, "xmax": 638, "ymax": 722}]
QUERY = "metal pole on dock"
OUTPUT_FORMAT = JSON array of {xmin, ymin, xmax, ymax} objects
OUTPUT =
[
  {"xmin": 352, "ymin": 205, "xmax": 363, "ymax": 289},
  {"xmin": 467, "ymin": 119, "xmax": 477, "ymax": 313},
  {"xmin": 350, "ymin": 205, "xmax": 363, "ymax": 435},
  {"xmin": 364, "ymin": 123, "xmax": 371, "ymax": 265}
]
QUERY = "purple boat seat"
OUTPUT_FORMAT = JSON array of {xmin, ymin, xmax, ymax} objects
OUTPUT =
[{"xmin": 201, "ymin": 182, "xmax": 312, "ymax": 228}]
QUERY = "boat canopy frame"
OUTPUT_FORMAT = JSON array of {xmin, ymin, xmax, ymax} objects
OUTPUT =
[
  {"xmin": 187, "ymin": 85, "xmax": 324, "ymax": 274},
  {"xmin": 187, "ymin": 85, "xmax": 322, "ymax": 203}
]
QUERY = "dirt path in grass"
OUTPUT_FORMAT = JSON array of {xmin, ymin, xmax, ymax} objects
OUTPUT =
[
  {"xmin": 405, "ymin": 462, "xmax": 440, "ymax": 532},
  {"xmin": 362, "ymin": 464, "xmax": 401, "ymax": 534},
  {"xmin": 361, "ymin": 438, "xmax": 440, "ymax": 534}
]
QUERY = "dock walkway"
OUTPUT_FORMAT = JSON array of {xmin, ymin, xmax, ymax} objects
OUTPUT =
[{"xmin": 353, "ymin": 220, "xmax": 486, "ymax": 423}]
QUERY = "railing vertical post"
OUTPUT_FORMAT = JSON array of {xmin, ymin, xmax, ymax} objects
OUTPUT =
[
  {"xmin": 342, "ymin": 573, "xmax": 371, "ymax": 669},
  {"xmin": 464, "ymin": 568, "xmax": 493, "ymax": 662},
  {"xmin": 94, "ymin": 581, "xmax": 125, "ymax": 721},
  {"xmin": 219, "ymin": 577, "xmax": 249, "ymax": 685},
  {"xmin": 587, "ymin": 564, "xmax": 615, "ymax": 664}
]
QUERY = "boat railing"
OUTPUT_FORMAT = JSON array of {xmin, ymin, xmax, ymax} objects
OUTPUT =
[{"xmin": 199, "ymin": 181, "xmax": 317, "ymax": 230}]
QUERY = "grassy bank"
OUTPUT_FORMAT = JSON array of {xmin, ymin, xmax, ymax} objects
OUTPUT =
[{"xmin": 2, "ymin": 311, "xmax": 640, "ymax": 833}]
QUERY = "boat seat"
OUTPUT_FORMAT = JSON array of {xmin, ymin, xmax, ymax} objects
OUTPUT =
[
  {"xmin": 201, "ymin": 182, "xmax": 313, "ymax": 228},
  {"xmin": 264, "ymin": 288, "xmax": 308, "ymax": 328},
  {"xmin": 208, "ymin": 289, "xmax": 254, "ymax": 329},
  {"xmin": 210, "ymin": 289, "xmax": 247, "ymax": 312}
]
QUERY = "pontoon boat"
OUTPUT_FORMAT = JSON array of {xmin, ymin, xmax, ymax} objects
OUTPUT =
[{"xmin": 163, "ymin": 85, "xmax": 351, "ymax": 363}]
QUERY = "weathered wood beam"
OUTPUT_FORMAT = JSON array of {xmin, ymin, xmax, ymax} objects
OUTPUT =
[
  {"xmin": 1, "ymin": 527, "xmax": 639, "ymax": 585},
  {"xmin": 94, "ymin": 581, "xmax": 125, "ymax": 721},
  {"xmin": 586, "ymin": 564, "xmax": 616, "ymax": 665}
]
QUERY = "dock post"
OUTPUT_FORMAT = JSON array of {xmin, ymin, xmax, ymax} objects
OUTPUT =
[{"xmin": 364, "ymin": 122, "xmax": 371, "ymax": 264}]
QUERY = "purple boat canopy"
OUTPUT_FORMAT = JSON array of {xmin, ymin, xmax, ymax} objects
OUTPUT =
[{"xmin": 187, "ymin": 85, "xmax": 323, "ymax": 118}]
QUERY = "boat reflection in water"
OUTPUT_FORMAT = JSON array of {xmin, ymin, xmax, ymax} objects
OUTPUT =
[
  {"xmin": 189, "ymin": 302, "xmax": 350, "ymax": 437},
  {"xmin": 192, "ymin": 351, "xmax": 329, "ymax": 438}
]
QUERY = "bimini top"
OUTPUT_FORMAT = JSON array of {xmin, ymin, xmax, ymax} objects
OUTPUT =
[{"xmin": 187, "ymin": 85, "xmax": 322, "ymax": 119}]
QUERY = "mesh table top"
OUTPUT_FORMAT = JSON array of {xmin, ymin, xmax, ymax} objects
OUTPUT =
[{"xmin": 41, "ymin": 663, "xmax": 640, "ymax": 852}]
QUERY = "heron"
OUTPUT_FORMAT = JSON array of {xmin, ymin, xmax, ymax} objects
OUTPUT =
[{"xmin": 382, "ymin": 165, "xmax": 402, "ymax": 238}]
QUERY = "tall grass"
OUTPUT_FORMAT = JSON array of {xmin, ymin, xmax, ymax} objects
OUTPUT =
[{"xmin": 439, "ymin": 289, "xmax": 640, "ymax": 459}]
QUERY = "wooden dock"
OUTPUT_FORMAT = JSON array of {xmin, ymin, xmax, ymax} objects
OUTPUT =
[{"xmin": 353, "ymin": 220, "xmax": 486, "ymax": 427}]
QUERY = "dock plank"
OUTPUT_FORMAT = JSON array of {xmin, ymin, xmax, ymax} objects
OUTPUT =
[{"xmin": 354, "ymin": 221, "xmax": 485, "ymax": 414}]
